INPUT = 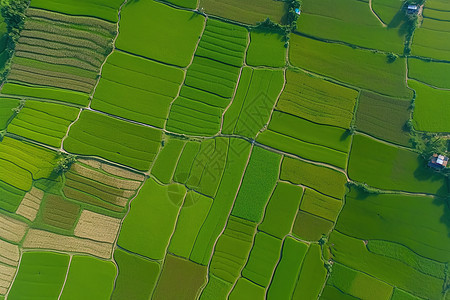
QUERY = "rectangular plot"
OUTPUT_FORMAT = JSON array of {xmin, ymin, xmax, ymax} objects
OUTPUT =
[
  {"xmin": 74, "ymin": 210, "xmax": 121, "ymax": 243},
  {"xmin": 292, "ymin": 210, "xmax": 334, "ymax": 242},
  {"xmin": 151, "ymin": 137, "xmax": 186, "ymax": 184},
  {"xmin": 276, "ymin": 70, "xmax": 357, "ymax": 129},
  {"xmin": 0, "ymin": 239, "xmax": 20, "ymax": 267},
  {"xmin": 229, "ymin": 278, "xmax": 266, "ymax": 299},
  {"xmin": 280, "ymin": 156, "xmax": 347, "ymax": 199},
  {"xmin": 408, "ymin": 58, "xmax": 450, "ymax": 89},
  {"xmin": 16, "ymin": 187, "xmax": 44, "ymax": 221},
  {"xmin": 0, "ymin": 181, "xmax": 26, "ymax": 213},
  {"xmin": 0, "ymin": 98, "xmax": 19, "ymax": 130},
  {"xmin": 246, "ymin": 31, "xmax": 286, "ymax": 68},
  {"xmin": 300, "ymin": 188, "xmax": 342, "ymax": 222},
  {"xmin": 258, "ymin": 182, "xmax": 303, "ymax": 239},
  {"xmin": 40, "ymin": 194, "xmax": 81, "ymax": 231},
  {"xmin": 65, "ymin": 110, "xmax": 162, "ymax": 171}
]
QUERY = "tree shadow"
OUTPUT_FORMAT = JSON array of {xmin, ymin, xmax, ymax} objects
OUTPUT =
[{"xmin": 433, "ymin": 196, "xmax": 450, "ymax": 238}]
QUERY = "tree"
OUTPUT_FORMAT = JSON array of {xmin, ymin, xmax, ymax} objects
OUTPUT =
[{"xmin": 53, "ymin": 154, "xmax": 76, "ymax": 175}]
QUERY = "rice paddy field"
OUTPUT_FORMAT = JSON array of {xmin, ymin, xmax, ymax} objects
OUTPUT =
[{"xmin": 0, "ymin": 0, "xmax": 449, "ymax": 299}]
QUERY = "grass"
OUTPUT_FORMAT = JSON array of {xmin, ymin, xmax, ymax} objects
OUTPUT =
[
  {"xmin": 8, "ymin": 251, "xmax": 70, "ymax": 299},
  {"xmin": 222, "ymin": 67, "xmax": 285, "ymax": 138},
  {"xmin": 327, "ymin": 263, "xmax": 393, "ymax": 299},
  {"xmin": 168, "ymin": 191, "xmax": 212, "ymax": 259},
  {"xmin": 289, "ymin": 34, "xmax": 412, "ymax": 99},
  {"xmin": 2, "ymin": 83, "xmax": 89, "ymax": 106},
  {"xmin": 372, "ymin": 0, "xmax": 404, "ymax": 25},
  {"xmin": 116, "ymin": 0, "xmax": 204, "ymax": 68},
  {"xmin": 208, "ymin": 215, "xmax": 257, "ymax": 285},
  {"xmin": 199, "ymin": 0, "xmax": 286, "ymax": 25},
  {"xmin": 412, "ymin": 17, "xmax": 450, "ymax": 61},
  {"xmin": 173, "ymin": 141, "xmax": 200, "ymax": 183},
  {"xmin": 410, "ymin": 79, "xmax": 450, "ymax": 132},
  {"xmin": 298, "ymin": 0, "xmax": 406, "ymax": 53},
  {"xmin": 280, "ymin": 156, "xmax": 347, "ymax": 199},
  {"xmin": 246, "ymin": 31, "xmax": 286, "ymax": 67},
  {"xmin": 117, "ymin": 178, "xmax": 186, "ymax": 260},
  {"xmin": 267, "ymin": 237, "xmax": 308, "ymax": 299},
  {"xmin": 408, "ymin": 58, "xmax": 450, "ymax": 89},
  {"xmin": 348, "ymin": 134, "xmax": 447, "ymax": 195},
  {"xmin": 60, "ymin": 255, "xmax": 117, "ymax": 300},
  {"xmin": 29, "ymin": 0, "xmax": 124, "ymax": 22},
  {"xmin": 258, "ymin": 182, "xmax": 303, "ymax": 239},
  {"xmin": 241, "ymin": 232, "xmax": 282, "ymax": 287},
  {"xmin": 336, "ymin": 187, "xmax": 450, "ymax": 263},
  {"xmin": 64, "ymin": 110, "xmax": 162, "ymax": 171},
  {"xmin": 112, "ymin": 248, "xmax": 161, "ymax": 300},
  {"xmin": 292, "ymin": 244, "xmax": 327, "ymax": 299},
  {"xmin": 329, "ymin": 231, "xmax": 445, "ymax": 299},
  {"xmin": 292, "ymin": 210, "xmax": 334, "ymax": 241},
  {"xmin": 151, "ymin": 137, "xmax": 186, "ymax": 184},
  {"xmin": 300, "ymin": 188, "xmax": 342, "ymax": 222},
  {"xmin": 229, "ymin": 278, "xmax": 266, "ymax": 299},
  {"xmin": 0, "ymin": 98, "xmax": 19, "ymax": 130},
  {"xmin": 92, "ymin": 51, "xmax": 184, "ymax": 128},
  {"xmin": 231, "ymin": 146, "xmax": 281, "ymax": 223},
  {"xmin": 8, "ymin": 100, "xmax": 79, "ymax": 148},
  {"xmin": 355, "ymin": 91, "xmax": 411, "ymax": 146},
  {"xmin": 276, "ymin": 70, "xmax": 357, "ymax": 129},
  {"xmin": 152, "ymin": 255, "xmax": 207, "ymax": 300},
  {"xmin": 258, "ymin": 111, "xmax": 352, "ymax": 169},
  {"xmin": 190, "ymin": 138, "xmax": 252, "ymax": 265}
]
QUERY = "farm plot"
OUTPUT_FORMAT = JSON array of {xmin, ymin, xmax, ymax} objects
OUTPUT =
[
  {"xmin": 229, "ymin": 278, "xmax": 265, "ymax": 299},
  {"xmin": 0, "ymin": 181, "xmax": 26, "ymax": 213},
  {"xmin": 61, "ymin": 160, "xmax": 143, "ymax": 216},
  {"xmin": 412, "ymin": 6, "xmax": 450, "ymax": 61},
  {"xmin": 0, "ymin": 213, "xmax": 28, "ymax": 244},
  {"xmin": 276, "ymin": 70, "xmax": 358, "ymax": 129},
  {"xmin": 0, "ymin": 137, "xmax": 57, "ymax": 192},
  {"xmin": 29, "ymin": 0, "xmax": 124, "ymax": 22},
  {"xmin": 326, "ymin": 263, "xmax": 393, "ymax": 300},
  {"xmin": 199, "ymin": 0, "xmax": 286, "ymax": 25},
  {"xmin": 60, "ymin": 256, "xmax": 117, "ymax": 300},
  {"xmin": 7, "ymin": 100, "xmax": 80, "ymax": 148},
  {"xmin": 112, "ymin": 248, "xmax": 161, "ymax": 300},
  {"xmin": 190, "ymin": 138, "xmax": 252, "ymax": 265},
  {"xmin": 290, "ymin": 34, "xmax": 412, "ymax": 99},
  {"xmin": 329, "ymin": 231, "xmax": 447, "ymax": 299},
  {"xmin": 267, "ymin": 237, "xmax": 308, "ymax": 299},
  {"xmin": 0, "ymin": 262, "xmax": 16, "ymax": 297},
  {"xmin": 257, "ymin": 111, "xmax": 352, "ymax": 169},
  {"xmin": 166, "ymin": 19, "xmax": 248, "ymax": 136},
  {"xmin": 336, "ymin": 187, "xmax": 450, "ymax": 262},
  {"xmin": 246, "ymin": 31, "xmax": 286, "ymax": 67},
  {"xmin": 0, "ymin": 98, "xmax": 19, "ymax": 130},
  {"xmin": 151, "ymin": 136, "xmax": 186, "ymax": 184},
  {"xmin": 8, "ymin": 251, "xmax": 69, "ymax": 300},
  {"xmin": 231, "ymin": 146, "xmax": 281, "ymax": 223},
  {"xmin": 410, "ymin": 80, "xmax": 450, "ymax": 132},
  {"xmin": 408, "ymin": 58, "xmax": 450, "ymax": 89},
  {"xmin": 355, "ymin": 91, "xmax": 411, "ymax": 146},
  {"xmin": 117, "ymin": 178, "xmax": 186, "ymax": 260},
  {"xmin": 348, "ymin": 134, "xmax": 447, "ymax": 195},
  {"xmin": 116, "ymin": 0, "xmax": 204, "ymax": 67},
  {"xmin": 15, "ymin": 187, "xmax": 43, "ymax": 221},
  {"xmin": 36, "ymin": 194, "xmax": 80, "ymax": 233},
  {"xmin": 292, "ymin": 210, "xmax": 334, "ymax": 241},
  {"xmin": 153, "ymin": 255, "xmax": 207, "ymax": 300},
  {"xmin": 173, "ymin": 137, "xmax": 228, "ymax": 198},
  {"xmin": 280, "ymin": 156, "xmax": 347, "ymax": 199},
  {"xmin": 258, "ymin": 182, "xmax": 303, "ymax": 239},
  {"xmin": 91, "ymin": 51, "xmax": 184, "ymax": 128},
  {"xmin": 168, "ymin": 191, "xmax": 212, "ymax": 259},
  {"xmin": 298, "ymin": 0, "xmax": 406, "ymax": 53},
  {"xmin": 201, "ymin": 215, "xmax": 257, "ymax": 298},
  {"xmin": 64, "ymin": 110, "xmax": 162, "ymax": 171},
  {"xmin": 372, "ymin": 0, "xmax": 405, "ymax": 25},
  {"xmin": 74, "ymin": 210, "xmax": 121, "ymax": 244},
  {"xmin": 5, "ymin": 8, "xmax": 116, "ymax": 102},
  {"xmin": 292, "ymin": 244, "xmax": 327, "ymax": 299},
  {"xmin": 222, "ymin": 67, "xmax": 284, "ymax": 138}
]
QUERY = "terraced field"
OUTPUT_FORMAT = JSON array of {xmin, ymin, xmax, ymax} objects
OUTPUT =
[{"xmin": 0, "ymin": 0, "xmax": 449, "ymax": 299}]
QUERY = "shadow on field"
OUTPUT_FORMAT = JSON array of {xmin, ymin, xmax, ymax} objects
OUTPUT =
[
  {"xmin": 386, "ymin": 10, "xmax": 410, "ymax": 37},
  {"xmin": 434, "ymin": 196, "xmax": 450, "ymax": 238}
]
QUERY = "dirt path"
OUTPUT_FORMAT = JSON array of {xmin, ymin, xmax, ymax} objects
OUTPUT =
[{"xmin": 369, "ymin": 0, "xmax": 387, "ymax": 27}]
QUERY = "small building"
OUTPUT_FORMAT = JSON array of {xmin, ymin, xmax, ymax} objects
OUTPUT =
[
  {"xmin": 295, "ymin": 8, "xmax": 301, "ymax": 16},
  {"xmin": 428, "ymin": 153, "xmax": 449, "ymax": 170},
  {"xmin": 407, "ymin": 4, "xmax": 419, "ymax": 14}
]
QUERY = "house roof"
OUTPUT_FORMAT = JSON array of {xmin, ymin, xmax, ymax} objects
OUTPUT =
[{"xmin": 408, "ymin": 4, "xmax": 418, "ymax": 10}]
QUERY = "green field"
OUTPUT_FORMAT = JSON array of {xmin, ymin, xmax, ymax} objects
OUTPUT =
[
  {"xmin": 290, "ymin": 34, "xmax": 412, "ymax": 99},
  {"xmin": 116, "ymin": 0, "xmax": 204, "ymax": 67},
  {"xmin": 348, "ymin": 134, "xmax": 447, "ymax": 195},
  {"xmin": 298, "ymin": 0, "xmax": 406, "ymax": 53},
  {"xmin": 276, "ymin": 70, "xmax": 358, "ymax": 129},
  {"xmin": 355, "ymin": 91, "xmax": 411, "ymax": 146},
  {"xmin": 199, "ymin": 0, "xmax": 286, "ymax": 25},
  {"xmin": 408, "ymin": 58, "xmax": 450, "ymax": 89},
  {"xmin": 412, "ymin": 14, "xmax": 450, "ymax": 61},
  {"xmin": 246, "ymin": 31, "xmax": 286, "ymax": 67},
  {"xmin": 410, "ymin": 79, "xmax": 450, "ymax": 132}
]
